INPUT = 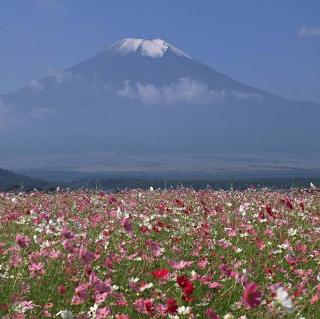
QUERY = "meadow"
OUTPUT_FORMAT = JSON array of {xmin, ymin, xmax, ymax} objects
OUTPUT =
[{"xmin": 0, "ymin": 188, "xmax": 319, "ymax": 318}]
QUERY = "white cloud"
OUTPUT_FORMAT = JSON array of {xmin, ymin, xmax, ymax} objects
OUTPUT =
[
  {"xmin": 118, "ymin": 77, "xmax": 226, "ymax": 105},
  {"xmin": 118, "ymin": 81, "xmax": 136, "ymax": 99},
  {"xmin": 297, "ymin": 26, "xmax": 320, "ymax": 38},
  {"xmin": 29, "ymin": 80, "xmax": 44, "ymax": 92}
]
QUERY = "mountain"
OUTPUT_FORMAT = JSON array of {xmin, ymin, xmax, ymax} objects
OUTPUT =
[
  {"xmin": 0, "ymin": 38, "xmax": 319, "ymax": 156},
  {"xmin": 0, "ymin": 168, "xmax": 49, "ymax": 190}
]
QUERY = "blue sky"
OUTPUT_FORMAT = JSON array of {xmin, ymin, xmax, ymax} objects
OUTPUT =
[{"xmin": 0, "ymin": 0, "xmax": 319, "ymax": 103}]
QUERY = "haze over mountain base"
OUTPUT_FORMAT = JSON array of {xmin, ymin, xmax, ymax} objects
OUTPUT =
[{"xmin": 1, "ymin": 152, "xmax": 319, "ymax": 183}]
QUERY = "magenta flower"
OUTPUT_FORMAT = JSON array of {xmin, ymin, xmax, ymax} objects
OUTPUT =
[
  {"xmin": 134, "ymin": 298, "xmax": 154, "ymax": 315},
  {"xmin": 61, "ymin": 227, "xmax": 74, "ymax": 239},
  {"xmin": 242, "ymin": 282, "xmax": 262, "ymax": 308},
  {"xmin": 206, "ymin": 308, "xmax": 220, "ymax": 319},
  {"xmin": 121, "ymin": 218, "xmax": 133, "ymax": 233},
  {"xmin": 79, "ymin": 246, "xmax": 95, "ymax": 264},
  {"xmin": 15, "ymin": 234, "xmax": 30, "ymax": 249}
]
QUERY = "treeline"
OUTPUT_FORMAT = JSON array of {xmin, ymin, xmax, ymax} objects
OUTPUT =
[{"xmin": 67, "ymin": 176, "xmax": 320, "ymax": 191}]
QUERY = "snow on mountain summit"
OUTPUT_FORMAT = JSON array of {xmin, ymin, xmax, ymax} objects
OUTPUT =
[{"xmin": 109, "ymin": 38, "xmax": 191, "ymax": 59}]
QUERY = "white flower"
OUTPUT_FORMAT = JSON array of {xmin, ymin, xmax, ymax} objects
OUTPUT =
[
  {"xmin": 177, "ymin": 306, "xmax": 191, "ymax": 315},
  {"xmin": 56, "ymin": 310, "xmax": 73, "ymax": 319},
  {"xmin": 140, "ymin": 282, "xmax": 153, "ymax": 291},
  {"xmin": 129, "ymin": 277, "xmax": 140, "ymax": 283},
  {"xmin": 223, "ymin": 314, "xmax": 234, "ymax": 319},
  {"xmin": 276, "ymin": 287, "xmax": 295, "ymax": 313},
  {"xmin": 288, "ymin": 228, "xmax": 297, "ymax": 236},
  {"xmin": 149, "ymin": 186, "xmax": 154, "ymax": 191},
  {"xmin": 88, "ymin": 303, "xmax": 99, "ymax": 318}
]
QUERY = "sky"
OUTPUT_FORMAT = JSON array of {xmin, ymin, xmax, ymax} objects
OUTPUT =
[{"xmin": 0, "ymin": 0, "xmax": 319, "ymax": 103}]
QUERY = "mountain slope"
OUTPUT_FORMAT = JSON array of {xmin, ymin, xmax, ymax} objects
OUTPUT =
[
  {"xmin": 0, "ymin": 168, "xmax": 49, "ymax": 190},
  {"xmin": 0, "ymin": 38, "xmax": 319, "ymax": 155}
]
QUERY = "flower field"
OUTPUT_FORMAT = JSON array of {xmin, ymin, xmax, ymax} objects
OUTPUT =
[{"xmin": 0, "ymin": 188, "xmax": 319, "ymax": 318}]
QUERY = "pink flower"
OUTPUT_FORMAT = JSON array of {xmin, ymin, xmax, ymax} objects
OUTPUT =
[
  {"xmin": 242, "ymin": 282, "xmax": 262, "ymax": 308},
  {"xmin": 19, "ymin": 300, "xmax": 35, "ymax": 311},
  {"xmin": 61, "ymin": 227, "xmax": 74, "ymax": 239},
  {"xmin": 48, "ymin": 249, "xmax": 61, "ymax": 259},
  {"xmin": 169, "ymin": 260, "xmax": 193, "ymax": 270},
  {"xmin": 15, "ymin": 234, "xmax": 30, "ymax": 249},
  {"xmin": 28, "ymin": 262, "xmax": 45, "ymax": 278},
  {"xmin": 9, "ymin": 253, "xmax": 22, "ymax": 268},
  {"xmin": 146, "ymin": 239, "xmax": 163, "ymax": 257},
  {"xmin": 95, "ymin": 292, "xmax": 109, "ymax": 304},
  {"xmin": 79, "ymin": 246, "xmax": 95, "ymax": 264},
  {"xmin": 311, "ymin": 293, "xmax": 319, "ymax": 305},
  {"xmin": 134, "ymin": 298, "xmax": 154, "ymax": 315},
  {"xmin": 197, "ymin": 258, "xmax": 208, "ymax": 269},
  {"xmin": 96, "ymin": 307, "xmax": 111, "ymax": 319},
  {"xmin": 206, "ymin": 308, "xmax": 220, "ymax": 319},
  {"xmin": 121, "ymin": 218, "xmax": 133, "ymax": 233},
  {"xmin": 208, "ymin": 281, "xmax": 221, "ymax": 289},
  {"xmin": 71, "ymin": 283, "xmax": 90, "ymax": 305}
]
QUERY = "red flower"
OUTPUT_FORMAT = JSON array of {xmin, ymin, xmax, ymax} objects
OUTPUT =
[
  {"xmin": 177, "ymin": 275, "xmax": 190, "ymax": 288},
  {"xmin": 183, "ymin": 283, "xmax": 194, "ymax": 295},
  {"xmin": 182, "ymin": 294, "xmax": 194, "ymax": 302},
  {"xmin": 242, "ymin": 282, "xmax": 262, "ymax": 308},
  {"xmin": 166, "ymin": 298, "xmax": 178, "ymax": 314},
  {"xmin": 265, "ymin": 204, "xmax": 273, "ymax": 217},
  {"xmin": 177, "ymin": 275, "xmax": 194, "ymax": 299},
  {"xmin": 151, "ymin": 268, "xmax": 170, "ymax": 280},
  {"xmin": 57, "ymin": 285, "xmax": 66, "ymax": 295}
]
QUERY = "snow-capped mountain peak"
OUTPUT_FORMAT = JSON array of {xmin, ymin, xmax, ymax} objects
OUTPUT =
[{"xmin": 109, "ymin": 38, "xmax": 191, "ymax": 59}]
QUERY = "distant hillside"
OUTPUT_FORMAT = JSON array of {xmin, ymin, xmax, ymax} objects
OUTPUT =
[{"xmin": 0, "ymin": 168, "xmax": 49, "ymax": 191}]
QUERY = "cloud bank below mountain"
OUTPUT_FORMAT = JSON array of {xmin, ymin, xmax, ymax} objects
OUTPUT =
[{"xmin": 118, "ymin": 77, "xmax": 226, "ymax": 105}]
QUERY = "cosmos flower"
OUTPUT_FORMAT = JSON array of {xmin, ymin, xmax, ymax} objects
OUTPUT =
[
  {"xmin": 276, "ymin": 287, "xmax": 295, "ymax": 313},
  {"xmin": 166, "ymin": 298, "xmax": 178, "ymax": 314},
  {"xmin": 206, "ymin": 308, "xmax": 220, "ymax": 319},
  {"xmin": 56, "ymin": 310, "xmax": 73, "ymax": 319},
  {"xmin": 177, "ymin": 306, "xmax": 191, "ymax": 315},
  {"xmin": 242, "ymin": 282, "xmax": 262, "ymax": 308},
  {"xmin": 15, "ymin": 234, "xmax": 31, "ymax": 249},
  {"xmin": 151, "ymin": 268, "xmax": 170, "ymax": 280}
]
